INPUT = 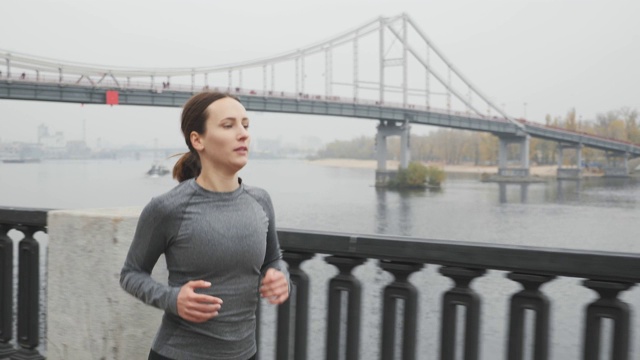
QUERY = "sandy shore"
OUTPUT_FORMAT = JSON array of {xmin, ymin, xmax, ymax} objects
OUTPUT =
[{"xmin": 307, "ymin": 158, "xmax": 598, "ymax": 177}]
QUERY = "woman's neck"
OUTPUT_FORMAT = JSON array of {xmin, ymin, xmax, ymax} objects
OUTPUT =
[{"xmin": 195, "ymin": 168, "xmax": 239, "ymax": 192}]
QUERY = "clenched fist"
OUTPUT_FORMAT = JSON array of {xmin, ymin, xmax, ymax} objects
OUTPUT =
[{"xmin": 260, "ymin": 268, "xmax": 289, "ymax": 305}]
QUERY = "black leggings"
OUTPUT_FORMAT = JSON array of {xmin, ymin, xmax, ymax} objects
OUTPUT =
[{"xmin": 148, "ymin": 349, "xmax": 256, "ymax": 360}]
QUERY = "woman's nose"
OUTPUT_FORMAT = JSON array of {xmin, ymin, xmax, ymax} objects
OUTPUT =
[{"xmin": 238, "ymin": 126, "xmax": 249, "ymax": 139}]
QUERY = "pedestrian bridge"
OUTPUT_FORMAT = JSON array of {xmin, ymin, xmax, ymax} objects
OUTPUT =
[
  {"xmin": 1, "ymin": 78, "xmax": 638, "ymax": 158},
  {"xmin": 2, "ymin": 13, "xmax": 639, "ymax": 176}
]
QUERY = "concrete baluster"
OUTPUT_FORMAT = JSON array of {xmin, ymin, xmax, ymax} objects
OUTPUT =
[
  {"xmin": 582, "ymin": 280, "xmax": 633, "ymax": 360},
  {"xmin": 506, "ymin": 273, "xmax": 555, "ymax": 360},
  {"xmin": 275, "ymin": 251, "xmax": 314, "ymax": 360},
  {"xmin": 13, "ymin": 226, "xmax": 45, "ymax": 360},
  {"xmin": 0, "ymin": 225, "xmax": 15, "ymax": 358},
  {"xmin": 324, "ymin": 256, "xmax": 365, "ymax": 360},
  {"xmin": 379, "ymin": 260, "xmax": 422, "ymax": 360},
  {"xmin": 439, "ymin": 266, "xmax": 485, "ymax": 360}
]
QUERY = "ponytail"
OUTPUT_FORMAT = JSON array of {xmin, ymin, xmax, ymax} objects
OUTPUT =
[{"xmin": 172, "ymin": 151, "xmax": 201, "ymax": 182}]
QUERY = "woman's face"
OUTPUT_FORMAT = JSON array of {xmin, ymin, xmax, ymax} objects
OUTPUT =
[{"xmin": 191, "ymin": 97, "xmax": 250, "ymax": 175}]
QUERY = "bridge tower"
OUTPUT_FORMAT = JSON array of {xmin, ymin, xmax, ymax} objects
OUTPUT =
[
  {"xmin": 497, "ymin": 135, "xmax": 530, "ymax": 178},
  {"xmin": 375, "ymin": 119, "xmax": 411, "ymax": 186},
  {"xmin": 556, "ymin": 143, "xmax": 583, "ymax": 180}
]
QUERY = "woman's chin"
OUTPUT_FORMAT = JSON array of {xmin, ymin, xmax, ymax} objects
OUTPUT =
[{"xmin": 230, "ymin": 159, "xmax": 249, "ymax": 173}]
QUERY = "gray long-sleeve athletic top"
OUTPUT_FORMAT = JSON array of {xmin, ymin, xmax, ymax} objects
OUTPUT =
[{"xmin": 120, "ymin": 178, "xmax": 289, "ymax": 360}]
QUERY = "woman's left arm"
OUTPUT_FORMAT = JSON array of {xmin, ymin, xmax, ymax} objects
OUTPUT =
[{"xmin": 259, "ymin": 192, "xmax": 290, "ymax": 304}]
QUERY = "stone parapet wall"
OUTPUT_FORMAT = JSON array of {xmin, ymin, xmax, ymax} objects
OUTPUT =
[{"xmin": 47, "ymin": 208, "xmax": 167, "ymax": 360}]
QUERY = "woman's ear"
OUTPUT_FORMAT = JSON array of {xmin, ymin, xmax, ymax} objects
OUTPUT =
[{"xmin": 190, "ymin": 131, "xmax": 204, "ymax": 151}]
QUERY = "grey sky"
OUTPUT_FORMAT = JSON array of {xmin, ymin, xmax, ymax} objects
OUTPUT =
[{"xmin": 1, "ymin": 0, "xmax": 638, "ymax": 149}]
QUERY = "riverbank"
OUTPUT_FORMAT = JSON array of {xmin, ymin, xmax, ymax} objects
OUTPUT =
[{"xmin": 307, "ymin": 158, "xmax": 603, "ymax": 177}]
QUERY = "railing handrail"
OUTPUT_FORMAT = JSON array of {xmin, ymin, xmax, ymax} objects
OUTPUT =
[
  {"xmin": 277, "ymin": 228, "xmax": 640, "ymax": 283},
  {"xmin": 1, "ymin": 207, "xmax": 637, "ymax": 283},
  {"xmin": 1, "ymin": 208, "xmax": 637, "ymax": 284},
  {"xmin": 0, "ymin": 207, "xmax": 49, "ymax": 228}
]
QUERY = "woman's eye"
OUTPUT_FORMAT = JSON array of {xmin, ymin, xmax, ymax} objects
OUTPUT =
[{"xmin": 243, "ymin": 124, "xmax": 250, "ymax": 129}]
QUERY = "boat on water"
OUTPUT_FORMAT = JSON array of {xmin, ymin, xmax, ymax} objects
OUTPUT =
[
  {"xmin": 147, "ymin": 162, "xmax": 170, "ymax": 177},
  {"xmin": 2, "ymin": 158, "xmax": 41, "ymax": 164}
]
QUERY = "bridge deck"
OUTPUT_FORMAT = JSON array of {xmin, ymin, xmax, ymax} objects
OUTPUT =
[{"xmin": 1, "ymin": 79, "xmax": 639, "ymax": 156}]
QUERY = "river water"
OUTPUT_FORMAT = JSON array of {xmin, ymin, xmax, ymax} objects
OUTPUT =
[{"xmin": 1, "ymin": 158, "xmax": 639, "ymax": 359}]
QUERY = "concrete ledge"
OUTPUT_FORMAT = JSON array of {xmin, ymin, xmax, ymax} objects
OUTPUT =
[
  {"xmin": 603, "ymin": 167, "xmax": 629, "ymax": 177},
  {"xmin": 557, "ymin": 168, "xmax": 583, "ymax": 180},
  {"xmin": 480, "ymin": 174, "xmax": 547, "ymax": 184},
  {"xmin": 47, "ymin": 207, "xmax": 167, "ymax": 360}
]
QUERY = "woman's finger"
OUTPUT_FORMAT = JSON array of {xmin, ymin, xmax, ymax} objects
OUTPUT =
[
  {"xmin": 183, "ymin": 308, "xmax": 219, "ymax": 323},
  {"xmin": 268, "ymin": 291, "xmax": 289, "ymax": 305},
  {"xmin": 189, "ymin": 293, "xmax": 223, "ymax": 305},
  {"xmin": 261, "ymin": 282, "xmax": 287, "ymax": 297},
  {"xmin": 186, "ymin": 301, "xmax": 221, "ymax": 314}
]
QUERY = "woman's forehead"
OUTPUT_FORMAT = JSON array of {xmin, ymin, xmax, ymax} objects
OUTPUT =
[{"xmin": 207, "ymin": 98, "xmax": 248, "ymax": 120}]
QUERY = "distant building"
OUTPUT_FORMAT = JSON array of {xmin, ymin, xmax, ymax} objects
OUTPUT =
[
  {"xmin": 0, "ymin": 124, "xmax": 96, "ymax": 160},
  {"xmin": 38, "ymin": 124, "xmax": 67, "ymax": 158},
  {"xmin": 65, "ymin": 140, "xmax": 91, "ymax": 159},
  {"xmin": 0, "ymin": 141, "xmax": 43, "ymax": 161},
  {"xmin": 37, "ymin": 124, "xmax": 48, "ymax": 142},
  {"xmin": 38, "ymin": 124, "xmax": 65, "ymax": 147}
]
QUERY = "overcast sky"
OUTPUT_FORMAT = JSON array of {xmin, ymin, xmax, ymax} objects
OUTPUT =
[{"xmin": 1, "ymin": 0, "xmax": 638, "ymax": 149}]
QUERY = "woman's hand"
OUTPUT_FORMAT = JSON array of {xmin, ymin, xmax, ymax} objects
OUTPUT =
[
  {"xmin": 260, "ymin": 268, "xmax": 289, "ymax": 305},
  {"xmin": 177, "ymin": 280, "xmax": 223, "ymax": 323}
]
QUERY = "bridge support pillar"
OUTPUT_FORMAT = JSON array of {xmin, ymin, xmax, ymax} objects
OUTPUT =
[
  {"xmin": 497, "ymin": 135, "xmax": 530, "ymax": 177},
  {"xmin": 603, "ymin": 151, "xmax": 629, "ymax": 177},
  {"xmin": 375, "ymin": 119, "xmax": 411, "ymax": 186},
  {"xmin": 556, "ymin": 143, "xmax": 583, "ymax": 180}
]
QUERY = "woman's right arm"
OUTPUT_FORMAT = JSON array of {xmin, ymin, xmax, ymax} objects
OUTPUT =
[{"xmin": 119, "ymin": 199, "xmax": 181, "ymax": 315}]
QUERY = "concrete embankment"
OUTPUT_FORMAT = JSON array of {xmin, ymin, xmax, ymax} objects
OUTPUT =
[{"xmin": 307, "ymin": 159, "xmax": 604, "ymax": 178}]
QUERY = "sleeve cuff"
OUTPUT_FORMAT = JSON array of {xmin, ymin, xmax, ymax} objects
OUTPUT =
[{"xmin": 166, "ymin": 287, "xmax": 181, "ymax": 315}]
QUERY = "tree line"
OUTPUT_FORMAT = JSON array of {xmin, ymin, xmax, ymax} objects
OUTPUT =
[{"xmin": 315, "ymin": 107, "xmax": 639, "ymax": 165}]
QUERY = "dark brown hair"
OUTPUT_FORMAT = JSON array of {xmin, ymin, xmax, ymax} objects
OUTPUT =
[{"xmin": 172, "ymin": 92, "xmax": 240, "ymax": 182}]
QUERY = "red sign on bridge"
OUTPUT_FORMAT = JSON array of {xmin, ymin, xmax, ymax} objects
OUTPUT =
[{"xmin": 105, "ymin": 90, "xmax": 119, "ymax": 105}]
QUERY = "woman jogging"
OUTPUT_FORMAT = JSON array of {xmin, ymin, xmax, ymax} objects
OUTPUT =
[{"xmin": 120, "ymin": 92, "xmax": 290, "ymax": 360}]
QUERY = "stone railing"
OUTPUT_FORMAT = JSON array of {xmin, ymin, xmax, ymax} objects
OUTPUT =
[
  {"xmin": 1, "ymin": 207, "xmax": 638, "ymax": 360},
  {"xmin": 274, "ymin": 229, "xmax": 639, "ymax": 360},
  {"xmin": 0, "ymin": 207, "xmax": 48, "ymax": 360}
]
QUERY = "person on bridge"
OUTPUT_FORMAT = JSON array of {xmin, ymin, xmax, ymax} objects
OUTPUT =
[{"xmin": 120, "ymin": 92, "xmax": 290, "ymax": 360}]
